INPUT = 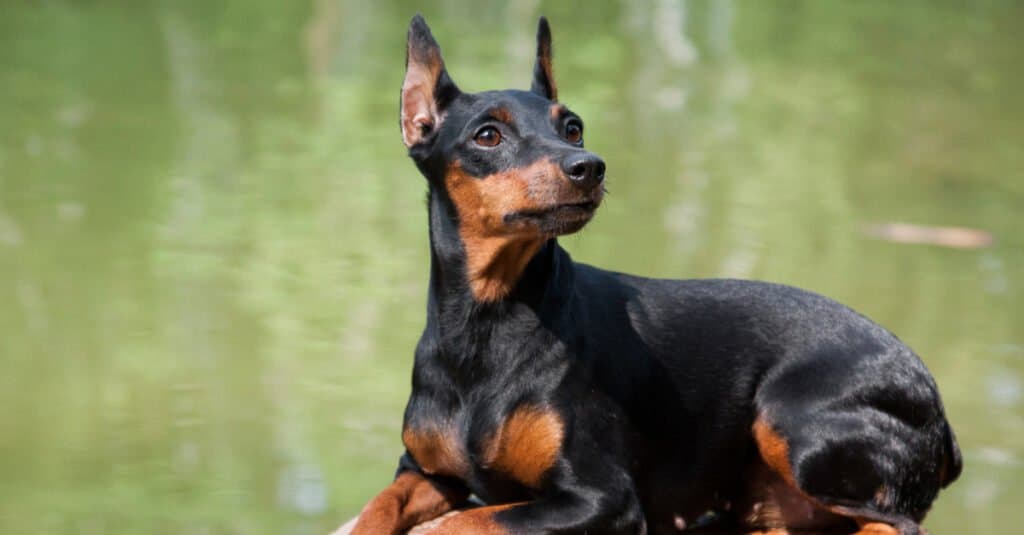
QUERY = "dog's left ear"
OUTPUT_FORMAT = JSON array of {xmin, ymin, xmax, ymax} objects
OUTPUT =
[{"xmin": 530, "ymin": 16, "xmax": 557, "ymax": 101}]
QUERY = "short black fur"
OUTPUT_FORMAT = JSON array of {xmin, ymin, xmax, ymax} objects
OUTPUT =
[{"xmin": 359, "ymin": 15, "xmax": 961, "ymax": 535}]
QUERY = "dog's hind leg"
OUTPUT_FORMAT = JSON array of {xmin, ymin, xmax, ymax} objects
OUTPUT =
[{"xmin": 751, "ymin": 410, "xmax": 947, "ymax": 535}]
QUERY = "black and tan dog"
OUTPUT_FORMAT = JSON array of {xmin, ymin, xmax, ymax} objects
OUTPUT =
[{"xmin": 350, "ymin": 15, "xmax": 961, "ymax": 535}]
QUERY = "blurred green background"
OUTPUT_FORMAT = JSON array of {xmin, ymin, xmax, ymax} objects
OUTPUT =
[{"xmin": 1, "ymin": 0, "xmax": 1021, "ymax": 533}]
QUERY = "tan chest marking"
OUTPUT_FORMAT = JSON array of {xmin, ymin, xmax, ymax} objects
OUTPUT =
[
  {"xmin": 403, "ymin": 424, "xmax": 469, "ymax": 478},
  {"xmin": 482, "ymin": 405, "xmax": 565, "ymax": 487}
]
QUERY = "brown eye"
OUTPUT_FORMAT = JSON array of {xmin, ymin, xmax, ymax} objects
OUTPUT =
[
  {"xmin": 565, "ymin": 122, "xmax": 583, "ymax": 144},
  {"xmin": 474, "ymin": 126, "xmax": 502, "ymax": 147}
]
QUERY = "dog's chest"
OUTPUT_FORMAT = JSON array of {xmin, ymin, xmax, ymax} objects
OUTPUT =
[{"xmin": 402, "ymin": 401, "xmax": 566, "ymax": 489}]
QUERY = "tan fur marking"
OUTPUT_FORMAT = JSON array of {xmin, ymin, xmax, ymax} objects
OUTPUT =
[
  {"xmin": 446, "ymin": 160, "xmax": 574, "ymax": 302},
  {"xmin": 488, "ymin": 107, "xmax": 513, "ymax": 124},
  {"xmin": 350, "ymin": 471, "xmax": 467, "ymax": 535},
  {"xmin": 854, "ymin": 521, "xmax": 901, "ymax": 535},
  {"xmin": 753, "ymin": 417, "xmax": 797, "ymax": 486},
  {"xmin": 550, "ymin": 104, "xmax": 567, "ymax": 120},
  {"xmin": 752, "ymin": 418, "xmax": 909, "ymax": 534},
  {"xmin": 737, "ymin": 461, "xmax": 848, "ymax": 532},
  {"xmin": 426, "ymin": 503, "xmax": 523, "ymax": 534},
  {"xmin": 537, "ymin": 47, "xmax": 557, "ymax": 101},
  {"xmin": 483, "ymin": 405, "xmax": 564, "ymax": 487},
  {"xmin": 403, "ymin": 425, "xmax": 469, "ymax": 478}
]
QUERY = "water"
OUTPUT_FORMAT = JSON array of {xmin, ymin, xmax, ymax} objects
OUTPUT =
[{"xmin": 1, "ymin": 1, "xmax": 1021, "ymax": 533}]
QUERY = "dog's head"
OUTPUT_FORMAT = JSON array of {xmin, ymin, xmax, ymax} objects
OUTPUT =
[{"xmin": 401, "ymin": 15, "xmax": 605, "ymax": 243}]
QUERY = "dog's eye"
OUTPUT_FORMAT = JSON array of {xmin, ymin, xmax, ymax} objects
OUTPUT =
[
  {"xmin": 474, "ymin": 126, "xmax": 502, "ymax": 147},
  {"xmin": 565, "ymin": 122, "xmax": 583, "ymax": 144}
]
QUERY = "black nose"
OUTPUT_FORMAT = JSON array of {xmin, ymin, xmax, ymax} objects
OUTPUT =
[{"xmin": 561, "ymin": 153, "xmax": 605, "ymax": 191}]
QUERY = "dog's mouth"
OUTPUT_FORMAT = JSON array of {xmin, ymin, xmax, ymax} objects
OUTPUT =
[
  {"xmin": 510, "ymin": 201, "xmax": 597, "ymax": 220},
  {"xmin": 505, "ymin": 200, "xmax": 599, "ymax": 235}
]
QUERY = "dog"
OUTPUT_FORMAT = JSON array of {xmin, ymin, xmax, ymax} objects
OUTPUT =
[{"xmin": 349, "ymin": 15, "xmax": 961, "ymax": 535}]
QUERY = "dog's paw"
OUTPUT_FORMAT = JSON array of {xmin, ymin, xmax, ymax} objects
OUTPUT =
[{"xmin": 407, "ymin": 511, "xmax": 464, "ymax": 534}]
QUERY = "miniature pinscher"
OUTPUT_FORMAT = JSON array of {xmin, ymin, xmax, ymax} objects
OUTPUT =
[{"xmin": 350, "ymin": 15, "xmax": 961, "ymax": 535}]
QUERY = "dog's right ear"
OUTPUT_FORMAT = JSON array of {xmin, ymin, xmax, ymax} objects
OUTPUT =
[{"xmin": 401, "ymin": 15, "xmax": 460, "ymax": 148}]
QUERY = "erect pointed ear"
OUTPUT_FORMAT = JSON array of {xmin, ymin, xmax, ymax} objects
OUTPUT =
[
  {"xmin": 530, "ymin": 16, "xmax": 557, "ymax": 101},
  {"xmin": 401, "ymin": 14, "xmax": 460, "ymax": 148}
]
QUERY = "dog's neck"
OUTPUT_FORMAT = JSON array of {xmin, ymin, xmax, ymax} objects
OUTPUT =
[{"xmin": 424, "ymin": 188, "xmax": 574, "ymax": 338}]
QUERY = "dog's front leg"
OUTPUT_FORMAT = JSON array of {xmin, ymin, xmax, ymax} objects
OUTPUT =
[
  {"xmin": 418, "ymin": 470, "xmax": 645, "ymax": 535},
  {"xmin": 349, "ymin": 465, "xmax": 468, "ymax": 535}
]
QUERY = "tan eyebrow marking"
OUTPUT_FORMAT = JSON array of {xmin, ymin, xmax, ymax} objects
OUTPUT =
[
  {"xmin": 549, "ymin": 104, "xmax": 567, "ymax": 120},
  {"xmin": 488, "ymin": 107, "xmax": 513, "ymax": 124}
]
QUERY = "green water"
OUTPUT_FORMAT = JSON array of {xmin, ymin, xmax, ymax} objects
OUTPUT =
[{"xmin": 1, "ymin": 1, "xmax": 1021, "ymax": 533}]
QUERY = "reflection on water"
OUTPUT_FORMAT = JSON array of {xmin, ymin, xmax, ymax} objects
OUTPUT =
[{"xmin": 1, "ymin": 1, "xmax": 1021, "ymax": 533}]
